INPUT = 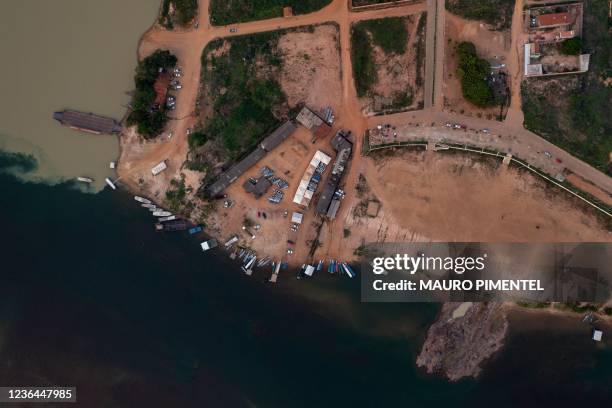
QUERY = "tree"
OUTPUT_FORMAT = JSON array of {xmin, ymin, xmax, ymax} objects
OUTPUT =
[
  {"xmin": 455, "ymin": 42, "xmax": 495, "ymax": 107},
  {"xmin": 561, "ymin": 37, "xmax": 582, "ymax": 55}
]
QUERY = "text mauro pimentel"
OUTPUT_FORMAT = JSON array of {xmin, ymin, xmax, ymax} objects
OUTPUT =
[{"xmin": 370, "ymin": 254, "xmax": 545, "ymax": 292}]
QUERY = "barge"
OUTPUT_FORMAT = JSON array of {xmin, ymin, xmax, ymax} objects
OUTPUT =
[{"xmin": 53, "ymin": 110, "xmax": 122, "ymax": 134}]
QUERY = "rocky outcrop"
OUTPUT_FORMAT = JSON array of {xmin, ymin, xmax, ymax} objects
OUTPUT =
[{"xmin": 416, "ymin": 302, "xmax": 508, "ymax": 381}]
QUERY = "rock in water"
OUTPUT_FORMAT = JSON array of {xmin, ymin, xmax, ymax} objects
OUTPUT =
[{"xmin": 416, "ymin": 302, "xmax": 508, "ymax": 381}]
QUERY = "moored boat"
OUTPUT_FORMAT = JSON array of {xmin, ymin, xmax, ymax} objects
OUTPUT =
[
  {"xmin": 158, "ymin": 215, "xmax": 176, "ymax": 222},
  {"xmin": 76, "ymin": 177, "xmax": 93, "ymax": 183},
  {"xmin": 134, "ymin": 195, "xmax": 152, "ymax": 204},
  {"xmin": 153, "ymin": 210, "xmax": 172, "ymax": 217},
  {"xmin": 105, "ymin": 178, "xmax": 117, "ymax": 190},
  {"xmin": 188, "ymin": 225, "xmax": 203, "ymax": 234},
  {"xmin": 155, "ymin": 219, "xmax": 188, "ymax": 232},
  {"xmin": 200, "ymin": 239, "xmax": 218, "ymax": 251}
]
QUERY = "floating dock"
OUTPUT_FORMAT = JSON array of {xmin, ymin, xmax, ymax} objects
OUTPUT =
[{"xmin": 53, "ymin": 110, "xmax": 122, "ymax": 134}]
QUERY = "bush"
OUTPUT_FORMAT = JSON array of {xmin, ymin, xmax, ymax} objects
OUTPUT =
[
  {"xmin": 561, "ymin": 37, "xmax": 582, "ymax": 55},
  {"xmin": 159, "ymin": 0, "xmax": 198, "ymax": 28},
  {"xmin": 188, "ymin": 131, "xmax": 209, "ymax": 149},
  {"xmin": 456, "ymin": 42, "xmax": 495, "ymax": 107}
]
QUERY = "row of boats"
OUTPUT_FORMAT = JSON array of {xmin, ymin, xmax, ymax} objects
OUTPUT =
[
  {"xmin": 134, "ymin": 194, "xmax": 356, "ymax": 281},
  {"xmin": 232, "ymin": 246, "xmax": 357, "ymax": 282},
  {"xmin": 134, "ymin": 196, "xmax": 174, "ymax": 220},
  {"xmin": 134, "ymin": 195, "xmax": 216, "ymax": 247},
  {"xmin": 301, "ymin": 259, "xmax": 356, "ymax": 279}
]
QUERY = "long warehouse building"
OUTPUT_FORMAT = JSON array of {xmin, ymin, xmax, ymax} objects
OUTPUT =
[{"xmin": 206, "ymin": 121, "xmax": 297, "ymax": 197}]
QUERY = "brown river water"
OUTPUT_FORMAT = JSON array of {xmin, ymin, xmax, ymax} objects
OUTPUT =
[{"xmin": 0, "ymin": 0, "xmax": 158, "ymax": 191}]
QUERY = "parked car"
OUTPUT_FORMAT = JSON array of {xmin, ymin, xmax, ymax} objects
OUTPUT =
[{"xmin": 229, "ymin": 28, "xmax": 238, "ymax": 33}]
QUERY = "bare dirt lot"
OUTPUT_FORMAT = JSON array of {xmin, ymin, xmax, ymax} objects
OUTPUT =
[
  {"xmin": 316, "ymin": 150, "xmax": 610, "ymax": 264},
  {"xmin": 278, "ymin": 24, "xmax": 342, "ymax": 111},
  {"xmin": 360, "ymin": 13, "xmax": 427, "ymax": 115},
  {"xmin": 443, "ymin": 12, "xmax": 511, "ymax": 119},
  {"xmin": 204, "ymin": 126, "xmax": 335, "ymax": 268}
]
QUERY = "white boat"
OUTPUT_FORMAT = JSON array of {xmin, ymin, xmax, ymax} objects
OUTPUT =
[
  {"xmin": 134, "ymin": 196, "xmax": 151, "ymax": 204},
  {"xmin": 105, "ymin": 178, "xmax": 116, "ymax": 190},
  {"xmin": 153, "ymin": 211, "xmax": 172, "ymax": 217},
  {"xmin": 141, "ymin": 203, "xmax": 156, "ymax": 209},
  {"xmin": 242, "ymin": 256, "xmax": 257, "ymax": 276},
  {"xmin": 158, "ymin": 215, "xmax": 176, "ymax": 222},
  {"xmin": 76, "ymin": 177, "xmax": 93, "ymax": 183},
  {"xmin": 245, "ymin": 256, "xmax": 257, "ymax": 270}
]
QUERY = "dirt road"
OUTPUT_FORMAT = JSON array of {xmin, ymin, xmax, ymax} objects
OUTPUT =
[
  {"xmin": 119, "ymin": 0, "xmax": 611, "ymax": 209},
  {"xmin": 504, "ymin": 0, "xmax": 526, "ymax": 127}
]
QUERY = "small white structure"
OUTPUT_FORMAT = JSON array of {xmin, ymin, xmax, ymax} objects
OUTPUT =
[
  {"xmin": 304, "ymin": 265, "xmax": 315, "ymax": 277},
  {"xmin": 291, "ymin": 212, "xmax": 304, "ymax": 224},
  {"xmin": 151, "ymin": 160, "xmax": 168, "ymax": 176},
  {"xmin": 109, "ymin": 161, "xmax": 116, "ymax": 169},
  {"xmin": 593, "ymin": 329, "xmax": 603, "ymax": 342}
]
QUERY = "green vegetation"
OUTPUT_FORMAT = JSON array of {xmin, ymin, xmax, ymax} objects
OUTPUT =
[
  {"xmin": 560, "ymin": 37, "xmax": 582, "ymax": 55},
  {"xmin": 159, "ymin": 0, "xmax": 198, "ymax": 29},
  {"xmin": 351, "ymin": 26, "xmax": 376, "ymax": 97},
  {"xmin": 165, "ymin": 176, "xmax": 191, "ymax": 212},
  {"xmin": 446, "ymin": 0, "xmax": 515, "ymax": 30},
  {"xmin": 355, "ymin": 17, "xmax": 408, "ymax": 54},
  {"xmin": 209, "ymin": 0, "xmax": 332, "ymax": 25},
  {"xmin": 456, "ymin": 42, "xmax": 495, "ymax": 107},
  {"xmin": 415, "ymin": 13, "xmax": 427, "ymax": 88},
  {"xmin": 351, "ymin": 17, "xmax": 408, "ymax": 96},
  {"xmin": 127, "ymin": 50, "xmax": 177, "ymax": 139},
  {"xmin": 522, "ymin": 0, "xmax": 612, "ymax": 176},
  {"xmin": 604, "ymin": 307, "xmax": 612, "ymax": 316},
  {"xmin": 343, "ymin": 228, "xmax": 351, "ymax": 238},
  {"xmin": 199, "ymin": 32, "xmax": 288, "ymax": 158},
  {"xmin": 188, "ymin": 130, "xmax": 209, "ymax": 149}
]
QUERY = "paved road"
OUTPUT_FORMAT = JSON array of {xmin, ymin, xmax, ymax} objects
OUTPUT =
[
  {"xmin": 119, "ymin": 0, "xmax": 612, "ymax": 202},
  {"xmin": 367, "ymin": 109, "xmax": 612, "ymax": 195}
]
